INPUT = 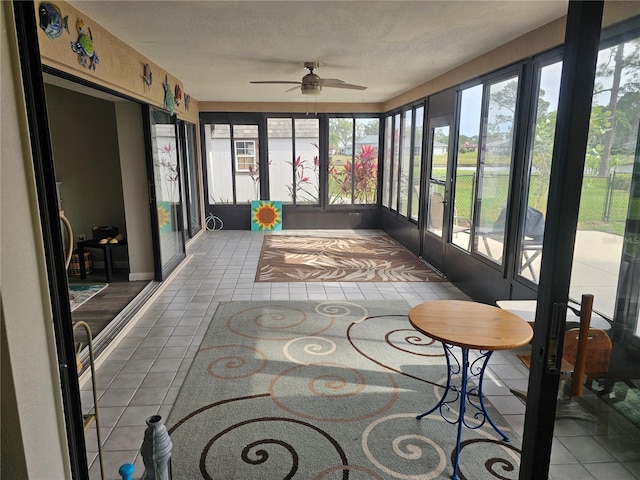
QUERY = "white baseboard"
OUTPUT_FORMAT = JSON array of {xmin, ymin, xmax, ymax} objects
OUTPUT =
[{"xmin": 129, "ymin": 272, "xmax": 154, "ymax": 281}]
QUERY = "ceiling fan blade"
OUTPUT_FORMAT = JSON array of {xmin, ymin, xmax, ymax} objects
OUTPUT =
[
  {"xmin": 319, "ymin": 78, "xmax": 345, "ymax": 85},
  {"xmin": 250, "ymin": 81, "xmax": 302, "ymax": 85},
  {"xmin": 284, "ymin": 85, "xmax": 301, "ymax": 92},
  {"xmin": 324, "ymin": 83, "xmax": 367, "ymax": 90}
]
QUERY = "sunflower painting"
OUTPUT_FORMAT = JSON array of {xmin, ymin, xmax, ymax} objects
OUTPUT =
[
  {"xmin": 158, "ymin": 201, "xmax": 172, "ymax": 233},
  {"xmin": 251, "ymin": 200, "xmax": 282, "ymax": 231}
]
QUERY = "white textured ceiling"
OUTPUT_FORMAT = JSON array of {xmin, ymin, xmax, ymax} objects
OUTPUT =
[{"xmin": 67, "ymin": 1, "xmax": 569, "ymax": 104}]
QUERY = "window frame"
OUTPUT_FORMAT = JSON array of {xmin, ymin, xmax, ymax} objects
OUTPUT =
[{"xmin": 234, "ymin": 139, "xmax": 258, "ymax": 173}]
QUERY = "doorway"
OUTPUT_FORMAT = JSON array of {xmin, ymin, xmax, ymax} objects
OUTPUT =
[{"xmin": 43, "ymin": 75, "xmax": 155, "ymax": 351}]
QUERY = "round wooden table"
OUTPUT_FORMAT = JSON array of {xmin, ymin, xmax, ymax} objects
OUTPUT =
[{"xmin": 408, "ymin": 300, "xmax": 533, "ymax": 480}]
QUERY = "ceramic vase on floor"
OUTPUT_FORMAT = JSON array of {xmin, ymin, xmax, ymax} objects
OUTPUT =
[{"xmin": 140, "ymin": 415, "xmax": 172, "ymax": 480}]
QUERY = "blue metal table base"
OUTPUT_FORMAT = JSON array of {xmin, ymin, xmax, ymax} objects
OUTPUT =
[{"xmin": 416, "ymin": 344, "xmax": 510, "ymax": 480}]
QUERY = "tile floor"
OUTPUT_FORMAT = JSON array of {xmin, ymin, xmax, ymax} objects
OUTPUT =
[{"xmin": 81, "ymin": 230, "xmax": 640, "ymax": 480}]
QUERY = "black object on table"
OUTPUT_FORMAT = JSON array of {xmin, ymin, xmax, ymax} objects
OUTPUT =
[{"xmin": 77, "ymin": 239, "xmax": 127, "ymax": 283}]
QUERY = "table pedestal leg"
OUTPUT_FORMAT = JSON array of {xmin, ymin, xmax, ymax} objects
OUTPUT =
[{"xmin": 416, "ymin": 345, "xmax": 510, "ymax": 480}]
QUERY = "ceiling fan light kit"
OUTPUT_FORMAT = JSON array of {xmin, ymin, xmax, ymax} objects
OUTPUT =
[
  {"xmin": 301, "ymin": 83, "xmax": 322, "ymax": 95},
  {"xmin": 250, "ymin": 61, "xmax": 366, "ymax": 96}
]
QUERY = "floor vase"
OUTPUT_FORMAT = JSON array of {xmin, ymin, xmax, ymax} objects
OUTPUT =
[{"xmin": 140, "ymin": 415, "xmax": 172, "ymax": 480}]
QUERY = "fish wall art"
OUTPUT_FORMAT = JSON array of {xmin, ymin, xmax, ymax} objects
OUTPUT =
[
  {"xmin": 143, "ymin": 63, "xmax": 153, "ymax": 88},
  {"xmin": 39, "ymin": 2, "xmax": 69, "ymax": 40},
  {"xmin": 174, "ymin": 84, "xmax": 182, "ymax": 107},
  {"xmin": 163, "ymin": 75, "xmax": 175, "ymax": 115}
]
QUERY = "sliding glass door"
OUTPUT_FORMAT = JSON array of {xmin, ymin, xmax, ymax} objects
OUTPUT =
[
  {"xmin": 178, "ymin": 120, "xmax": 202, "ymax": 239},
  {"xmin": 146, "ymin": 106, "xmax": 186, "ymax": 279}
]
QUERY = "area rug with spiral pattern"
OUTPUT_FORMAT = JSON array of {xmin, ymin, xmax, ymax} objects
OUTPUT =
[
  {"xmin": 255, "ymin": 234, "xmax": 446, "ymax": 282},
  {"xmin": 166, "ymin": 301, "xmax": 522, "ymax": 479}
]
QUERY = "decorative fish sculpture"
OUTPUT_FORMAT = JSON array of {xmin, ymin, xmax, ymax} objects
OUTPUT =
[
  {"xmin": 143, "ymin": 63, "xmax": 153, "ymax": 87},
  {"xmin": 39, "ymin": 2, "xmax": 69, "ymax": 40},
  {"xmin": 163, "ymin": 75, "xmax": 175, "ymax": 115},
  {"xmin": 174, "ymin": 84, "xmax": 182, "ymax": 107}
]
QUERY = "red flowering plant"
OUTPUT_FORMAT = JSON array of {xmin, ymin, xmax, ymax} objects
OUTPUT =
[
  {"xmin": 329, "ymin": 145, "xmax": 378, "ymax": 203},
  {"xmin": 286, "ymin": 145, "xmax": 319, "ymax": 203}
]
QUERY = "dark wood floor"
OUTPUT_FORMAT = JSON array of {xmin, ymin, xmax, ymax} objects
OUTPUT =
[{"xmin": 69, "ymin": 269, "xmax": 149, "ymax": 346}]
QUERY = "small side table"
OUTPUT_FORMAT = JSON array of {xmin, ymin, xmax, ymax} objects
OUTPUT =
[
  {"xmin": 77, "ymin": 239, "xmax": 127, "ymax": 283},
  {"xmin": 409, "ymin": 300, "xmax": 533, "ymax": 480}
]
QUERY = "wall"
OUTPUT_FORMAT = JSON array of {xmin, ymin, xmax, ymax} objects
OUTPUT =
[
  {"xmin": 116, "ymin": 102, "xmax": 155, "ymax": 280},
  {"xmin": 45, "ymin": 84, "xmax": 129, "ymax": 267},
  {"xmin": 36, "ymin": 0, "xmax": 199, "ymax": 124},
  {"xmin": 1, "ymin": 2, "xmax": 70, "ymax": 478}
]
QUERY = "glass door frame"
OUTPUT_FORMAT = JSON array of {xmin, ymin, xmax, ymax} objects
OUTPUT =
[
  {"xmin": 421, "ymin": 121, "xmax": 452, "ymax": 269},
  {"xmin": 519, "ymin": 3, "xmax": 604, "ymax": 478},
  {"xmin": 177, "ymin": 120, "xmax": 202, "ymax": 240},
  {"xmin": 143, "ymin": 105, "xmax": 187, "ymax": 281}
]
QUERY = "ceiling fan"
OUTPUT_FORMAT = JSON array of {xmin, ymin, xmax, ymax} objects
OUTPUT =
[{"xmin": 250, "ymin": 62, "xmax": 367, "ymax": 95}]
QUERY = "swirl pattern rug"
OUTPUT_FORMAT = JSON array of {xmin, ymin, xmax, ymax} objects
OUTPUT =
[
  {"xmin": 255, "ymin": 234, "xmax": 446, "ymax": 282},
  {"xmin": 167, "ymin": 301, "xmax": 522, "ymax": 479}
]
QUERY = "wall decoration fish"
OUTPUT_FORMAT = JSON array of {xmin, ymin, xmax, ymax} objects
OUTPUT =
[
  {"xmin": 174, "ymin": 84, "xmax": 182, "ymax": 107},
  {"xmin": 163, "ymin": 75, "xmax": 175, "ymax": 115},
  {"xmin": 184, "ymin": 94, "xmax": 191, "ymax": 111},
  {"xmin": 39, "ymin": 2, "xmax": 69, "ymax": 40},
  {"xmin": 143, "ymin": 63, "xmax": 153, "ymax": 87},
  {"xmin": 71, "ymin": 18, "xmax": 99, "ymax": 70}
]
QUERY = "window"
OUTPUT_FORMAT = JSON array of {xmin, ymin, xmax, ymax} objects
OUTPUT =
[
  {"xmin": 391, "ymin": 113, "xmax": 401, "ymax": 211},
  {"xmin": 453, "ymin": 85, "xmax": 481, "ymax": 251},
  {"xmin": 234, "ymin": 140, "xmax": 257, "ymax": 172},
  {"xmin": 398, "ymin": 110, "xmax": 412, "ymax": 216},
  {"xmin": 451, "ymin": 73, "xmax": 520, "ymax": 264},
  {"xmin": 411, "ymin": 106, "xmax": 424, "ymax": 221},
  {"xmin": 382, "ymin": 116, "xmax": 393, "ymax": 208},
  {"xmin": 267, "ymin": 117, "xmax": 319, "ymax": 205},
  {"xmin": 204, "ymin": 122, "xmax": 259, "ymax": 204},
  {"xmin": 474, "ymin": 75, "xmax": 519, "ymax": 264},
  {"xmin": 328, "ymin": 117, "xmax": 379, "ymax": 205},
  {"xmin": 518, "ymin": 61, "xmax": 561, "ymax": 282}
]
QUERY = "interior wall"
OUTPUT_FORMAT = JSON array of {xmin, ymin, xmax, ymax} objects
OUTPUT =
[
  {"xmin": 45, "ymin": 84, "xmax": 129, "ymax": 268},
  {"xmin": 1, "ymin": 2, "xmax": 70, "ymax": 477},
  {"xmin": 115, "ymin": 102, "xmax": 155, "ymax": 280},
  {"xmin": 36, "ymin": 0, "xmax": 199, "ymax": 124}
]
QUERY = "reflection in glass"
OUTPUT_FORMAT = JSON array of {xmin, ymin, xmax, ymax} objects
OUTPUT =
[
  {"xmin": 453, "ymin": 84, "xmax": 482, "ymax": 251},
  {"xmin": 474, "ymin": 76, "xmax": 519, "ymax": 264},
  {"xmin": 519, "ymin": 61, "xmax": 561, "ymax": 282},
  {"xmin": 571, "ymin": 38, "xmax": 640, "ymax": 318},
  {"xmin": 149, "ymin": 107, "xmax": 184, "ymax": 270}
]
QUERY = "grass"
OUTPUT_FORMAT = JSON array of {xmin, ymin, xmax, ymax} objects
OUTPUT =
[{"xmin": 430, "ymin": 151, "xmax": 630, "ymax": 236}]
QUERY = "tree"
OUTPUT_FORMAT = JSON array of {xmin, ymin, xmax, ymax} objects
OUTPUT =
[
  {"xmin": 593, "ymin": 39, "xmax": 640, "ymax": 176},
  {"xmin": 329, "ymin": 118, "xmax": 353, "ymax": 153}
]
